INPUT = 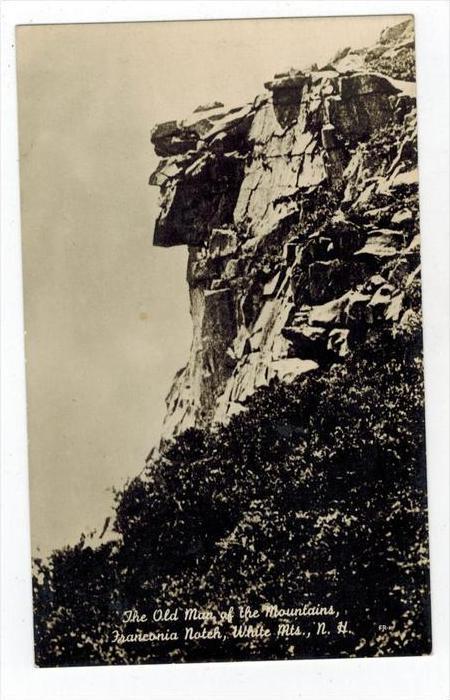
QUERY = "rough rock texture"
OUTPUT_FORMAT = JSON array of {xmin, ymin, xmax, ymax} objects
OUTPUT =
[{"xmin": 149, "ymin": 18, "xmax": 420, "ymax": 444}]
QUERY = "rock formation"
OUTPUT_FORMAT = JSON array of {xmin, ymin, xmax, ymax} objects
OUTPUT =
[{"xmin": 149, "ymin": 18, "xmax": 420, "ymax": 444}]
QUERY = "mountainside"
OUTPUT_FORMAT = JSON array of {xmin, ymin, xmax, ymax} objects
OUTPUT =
[
  {"xmin": 149, "ymin": 17, "xmax": 420, "ymax": 445},
  {"xmin": 32, "ymin": 19, "xmax": 430, "ymax": 667}
]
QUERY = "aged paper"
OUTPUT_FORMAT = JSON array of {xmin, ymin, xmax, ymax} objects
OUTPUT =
[{"xmin": 16, "ymin": 15, "xmax": 431, "ymax": 666}]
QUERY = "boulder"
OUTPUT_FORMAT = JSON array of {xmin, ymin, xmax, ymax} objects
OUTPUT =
[
  {"xmin": 387, "ymin": 254, "xmax": 418, "ymax": 286},
  {"xmin": 385, "ymin": 292, "xmax": 405, "ymax": 322},
  {"xmin": 151, "ymin": 121, "xmax": 199, "ymax": 157},
  {"xmin": 271, "ymin": 358, "xmax": 319, "ymax": 383},
  {"xmin": 394, "ymin": 94, "xmax": 416, "ymax": 121},
  {"xmin": 298, "ymin": 235, "xmax": 334, "ymax": 267},
  {"xmin": 339, "ymin": 73, "xmax": 400, "ymax": 99},
  {"xmin": 379, "ymin": 18, "xmax": 413, "ymax": 45},
  {"xmin": 388, "ymin": 168, "xmax": 418, "ymax": 189},
  {"xmin": 327, "ymin": 328, "xmax": 350, "ymax": 357},
  {"xmin": 367, "ymin": 283, "xmax": 396, "ymax": 322},
  {"xmin": 308, "ymin": 259, "xmax": 369, "ymax": 304},
  {"xmin": 209, "ymin": 228, "xmax": 238, "ymax": 258},
  {"xmin": 264, "ymin": 71, "xmax": 307, "ymax": 91},
  {"xmin": 344, "ymin": 291, "xmax": 372, "ymax": 325},
  {"xmin": 222, "ymin": 258, "xmax": 243, "ymax": 280},
  {"xmin": 204, "ymin": 105, "xmax": 254, "ymax": 144},
  {"xmin": 308, "ymin": 293, "xmax": 351, "ymax": 327},
  {"xmin": 391, "ymin": 208, "xmax": 413, "ymax": 227},
  {"xmin": 148, "ymin": 156, "xmax": 186, "ymax": 187},
  {"xmin": 282, "ymin": 323, "xmax": 328, "ymax": 360},
  {"xmin": 361, "ymin": 274, "xmax": 388, "ymax": 294},
  {"xmin": 194, "ymin": 101, "xmax": 225, "ymax": 113},
  {"xmin": 397, "ymin": 308, "xmax": 421, "ymax": 334},
  {"xmin": 326, "ymin": 218, "xmax": 366, "ymax": 258},
  {"xmin": 355, "ymin": 228, "xmax": 405, "ymax": 259}
]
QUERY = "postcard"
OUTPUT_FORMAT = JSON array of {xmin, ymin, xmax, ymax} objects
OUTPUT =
[{"xmin": 16, "ymin": 14, "xmax": 431, "ymax": 666}]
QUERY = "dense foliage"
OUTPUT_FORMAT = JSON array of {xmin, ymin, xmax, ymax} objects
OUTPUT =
[
  {"xmin": 366, "ymin": 45, "xmax": 416, "ymax": 82},
  {"xmin": 33, "ymin": 323, "xmax": 430, "ymax": 666}
]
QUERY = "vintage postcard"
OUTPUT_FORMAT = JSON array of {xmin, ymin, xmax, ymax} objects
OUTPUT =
[{"xmin": 16, "ymin": 14, "xmax": 431, "ymax": 666}]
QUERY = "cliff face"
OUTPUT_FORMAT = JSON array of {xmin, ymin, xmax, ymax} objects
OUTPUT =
[{"xmin": 149, "ymin": 18, "xmax": 420, "ymax": 443}]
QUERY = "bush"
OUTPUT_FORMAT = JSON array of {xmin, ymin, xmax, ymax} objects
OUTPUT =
[{"xmin": 33, "ymin": 327, "xmax": 430, "ymax": 666}]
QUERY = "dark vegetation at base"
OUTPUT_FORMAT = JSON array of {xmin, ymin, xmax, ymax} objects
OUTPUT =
[{"xmin": 33, "ymin": 320, "xmax": 430, "ymax": 667}]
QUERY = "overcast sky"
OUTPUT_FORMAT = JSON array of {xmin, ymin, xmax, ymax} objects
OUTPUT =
[{"xmin": 16, "ymin": 14, "xmax": 407, "ymax": 556}]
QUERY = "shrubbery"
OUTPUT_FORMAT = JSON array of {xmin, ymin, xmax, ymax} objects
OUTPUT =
[
  {"xmin": 366, "ymin": 46, "xmax": 416, "ymax": 81},
  {"xmin": 33, "ymin": 325, "xmax": 430, "ymax": 666}
]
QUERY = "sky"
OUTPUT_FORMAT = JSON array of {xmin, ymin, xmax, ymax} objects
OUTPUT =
[{"xmin": 16, "ymin": 14, "xmax": 408, "ymax": 556}]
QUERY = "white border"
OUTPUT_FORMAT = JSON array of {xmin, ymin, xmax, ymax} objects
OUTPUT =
[{"xmin": 1, "ymin": 2, "xmax": 449, "ymax": 699}]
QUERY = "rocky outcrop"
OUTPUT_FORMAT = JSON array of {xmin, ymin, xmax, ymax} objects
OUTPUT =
[
  {"xmin": 331, "ymin": 17, "xmax": 416, "ymax": 80},
  {"xmin": 148, "ymin": 18, "xmax": 421, "ymax": 444}
]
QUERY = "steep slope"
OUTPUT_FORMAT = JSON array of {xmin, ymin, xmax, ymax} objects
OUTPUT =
[{"xmin": 149, "ymin": 18, "xmax": 420, "ymax": 444}]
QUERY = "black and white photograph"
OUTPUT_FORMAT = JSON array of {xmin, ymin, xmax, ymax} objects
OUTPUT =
[{"xmin": 2, "ymin": 4, "xmax": 449, "ymax": 697}]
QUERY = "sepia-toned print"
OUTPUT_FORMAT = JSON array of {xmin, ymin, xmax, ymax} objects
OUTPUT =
[{"xmin": 17, "ymin": 15, "xmax": 431, "ymax": 666}]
